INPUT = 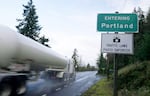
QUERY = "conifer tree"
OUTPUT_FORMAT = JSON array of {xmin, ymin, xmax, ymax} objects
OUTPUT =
[
  {"xmin": 16, "ymin": 0, "xmax": 41, "ymax": 41},
  {"xmin": 72, "ymin": 49, "xmax": 79, "ymax": 71}
]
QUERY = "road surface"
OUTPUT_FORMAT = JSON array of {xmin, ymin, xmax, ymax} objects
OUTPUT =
[
  {"xmin": 25, "ymin": 71, "xmax": 102, "ymax": 96},
  {"xmin": 49, "ymin": 71, "xmax": 102, "ymax": 96}
]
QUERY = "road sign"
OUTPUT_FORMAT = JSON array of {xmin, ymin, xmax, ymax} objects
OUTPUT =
[
  {"xmin": 97, "ymin": 13, "xmax": 138, "ymax": 32},
  {"xmin": 101, "ymin": 33, "xmax": 133, "ymax": 54}
]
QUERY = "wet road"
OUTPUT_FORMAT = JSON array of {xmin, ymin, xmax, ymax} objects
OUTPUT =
[
  {"xmin": 49, "ymin": 71, "xmax": 102, "ymax": 96},
  {"xmin": 25, "ymin": 71, "xmax": 102, "ymax": 96}
]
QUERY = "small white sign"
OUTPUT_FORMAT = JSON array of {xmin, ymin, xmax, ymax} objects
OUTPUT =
[{"xmin": 101, "ymin": 33, "xmax": 133, "ymax": 54}]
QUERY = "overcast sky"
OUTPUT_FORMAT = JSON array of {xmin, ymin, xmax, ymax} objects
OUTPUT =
[{"xmin": 0, "ymin": 0, "xmax": 150, "ymax": 66}]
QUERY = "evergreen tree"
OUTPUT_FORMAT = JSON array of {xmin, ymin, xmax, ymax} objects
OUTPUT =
[
  {"xmin": 39, "ymin": 35, "xmax": 50, "ymax": 47},
  {"xmin": 87, "ymin": 63, "xmax": 90, "ymax": 70},
  {"xmin": 96, "ymin": 53, "xmax": 106, "ymax": 74},
  {"xmin": 106, "ymin": 53, "xmax": 114, "ymax": 79},
  {"xmin": 138, "ymin": 8, "xmax": 150, "ymax": 61},
  {"xmin": 145, "ymin": 8, "xmax": 150, "ymax": 33},
  {"xmin": 72, "ymin": 48, "xmax": 79, "ymax": 71},
  {"xmin": 131, "ymin": 7, "xmax": 146, "ymax": 62},
  {"xmin": 16, "ymin": 0, "xmax": 42, "ymax": 41}
]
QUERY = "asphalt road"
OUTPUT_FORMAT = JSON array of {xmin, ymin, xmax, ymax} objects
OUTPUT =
[
  {"xmin": 25, "ymin": 71, "xmax": 102, "ymax": 96},
  {"xmin": 49, "ymin": 71, "xmax": 102, "ymax": 96}
]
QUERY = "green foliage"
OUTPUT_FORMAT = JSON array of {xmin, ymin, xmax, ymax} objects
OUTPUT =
[
  {"xmin": 119, "ymin": 87, "xmax": 150, "ymax": 96},
  {"xmin": 116, "ymin": 54, "xmax": 131, "ymax": 69},
  {"xmin": 136, "ymin": 8, "xmax": 150, "ymax": 61},
  {"xmin": 87, "ymin": 63, "xmax": 90, "ymax": 69},
  {"xmin": 77, "ymin": 66, "xmax": 87, "ymax": 71},
  {"xmin": 77, "ymin": 65, "xmax": 97, "ymax": 71},
  {"xmin": 38, "ymin": 35, "xmax": 50, "ymax": 47},
  {"xmin": 16, "ymin": 0, "xmax": 41, "ymax": 41},
  {"xmin": 145, "ymin": 8, "xmax": 150, "ymax": 32},
  {"xmin": 118, "ymin": 61, "xmax": 150, "ymax": 91},
  {"xmin": 96, "ymin": 53, "xmax": 106, "ymax": 74},
  {"xmin": 137, "ymin": 33, "xmax": 150, "ymax": 60},
  {"xmin": 82, "ymin": 79, "xmax": 112, "ymax": 96},
  {"xmin": 131, "ymin": 7, "xmax": 150, "ymax": 62},
  {"xmin": 16, "ymin": 0, "xmax": 50, "ymax": 47}
]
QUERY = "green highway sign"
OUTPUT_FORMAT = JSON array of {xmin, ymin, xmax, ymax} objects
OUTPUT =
[{"xmin": 97, "ymin": 13, "xmax": 138, "ymax": 32}]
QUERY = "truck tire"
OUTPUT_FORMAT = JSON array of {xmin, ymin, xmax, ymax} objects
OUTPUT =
[{"xmin": 0, "ymin": 84, "xmax": 12, "ymax": 96}]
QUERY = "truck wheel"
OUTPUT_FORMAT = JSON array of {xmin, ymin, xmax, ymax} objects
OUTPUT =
[{"xmin": 0, "ymin": 84, "xmax": 12, "ymax": 96}]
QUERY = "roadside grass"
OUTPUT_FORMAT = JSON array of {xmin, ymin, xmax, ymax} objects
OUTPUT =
[{"xmin": 81, "ymin": 78, "xmax": 112, "ymax": 96}]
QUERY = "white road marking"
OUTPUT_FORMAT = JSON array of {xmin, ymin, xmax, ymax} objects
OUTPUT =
[
  {"xmin": 75, "ymin": 76, "xmax": 89, "ymax": 83},
  {"xmin": 56, "ymin": 87, "xmax": 61, "ymax": 91},
  {"xmin": 41, "ymin": 94, "xmax": 47, "ymax": 96}
]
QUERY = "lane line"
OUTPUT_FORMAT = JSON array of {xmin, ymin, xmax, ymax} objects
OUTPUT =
[{"xmin": 75, "ymin": 76, "xmax": 89, "ymax": 83}]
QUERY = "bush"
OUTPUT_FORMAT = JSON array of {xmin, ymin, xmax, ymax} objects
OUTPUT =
[
  {"xmin": 118, "ymin": 61, "xmax": 150, "ymax": 95},
  {"xmin": 119, "ymin": 87, "xmax": 150, "ymax": 96}
]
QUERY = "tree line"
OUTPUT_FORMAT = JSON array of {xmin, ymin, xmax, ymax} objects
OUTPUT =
[{"xmin": 72, "ymin": 48, "xmax": 97, "ymax": 71}]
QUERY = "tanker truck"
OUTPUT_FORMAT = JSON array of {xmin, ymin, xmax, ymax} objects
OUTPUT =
[{"xmin": 0, "ymin": 25, "xmax": 75, "ymax": 96}]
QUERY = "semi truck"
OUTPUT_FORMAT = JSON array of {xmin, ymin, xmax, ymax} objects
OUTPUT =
[{"xmin": 0, "ymin": 25, "xmax": 75, "ymax": 96}]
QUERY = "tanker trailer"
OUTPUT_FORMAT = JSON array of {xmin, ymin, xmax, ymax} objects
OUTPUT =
[{"xmin": 0, "ymin": 25, "xmax": 75, "ymax": 96}]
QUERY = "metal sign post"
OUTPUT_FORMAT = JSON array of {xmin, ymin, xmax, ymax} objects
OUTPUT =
[
  {"xmin": 113, "ymin": 32, "xmax": 118, "ymax": 96},
  {"xmin": 113, "ymin": 54, "xmax": 118, "ymax": 96}
]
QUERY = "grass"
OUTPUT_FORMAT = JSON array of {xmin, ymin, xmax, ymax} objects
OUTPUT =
[{"xmin": 82, "ymin": 78, "xmax": 112, "ymax": 96}]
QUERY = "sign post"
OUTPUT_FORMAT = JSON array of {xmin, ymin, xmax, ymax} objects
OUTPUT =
[{"xmin": 114, "ymin": 53, "xmax": 117, "ymax": 96}]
